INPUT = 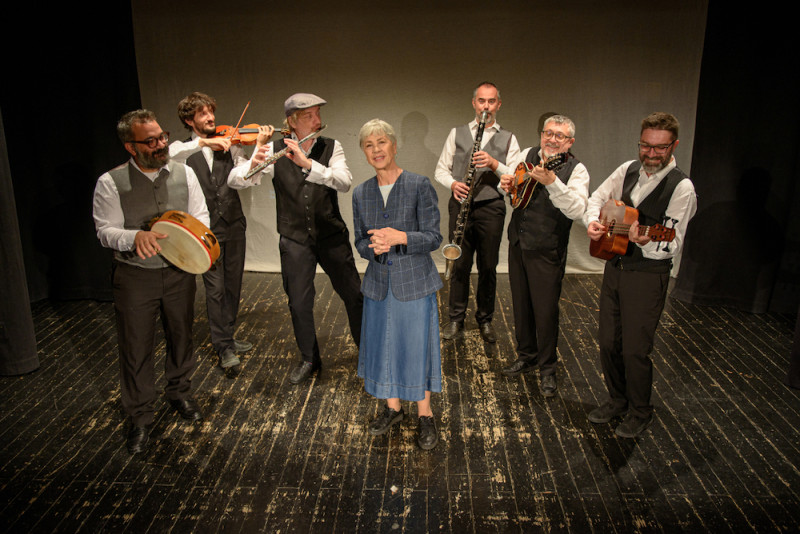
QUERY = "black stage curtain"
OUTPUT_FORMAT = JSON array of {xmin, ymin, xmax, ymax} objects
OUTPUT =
[
  {"xmin": 0, "ymin": 4, "xmax": 140, "ymax": 305},
  {"xmin": 673, "ymin": 4, "xmax": 800, "ymax": 314}
]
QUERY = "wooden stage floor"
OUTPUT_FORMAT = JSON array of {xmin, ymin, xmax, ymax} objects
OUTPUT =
[{"xmin": 1, "ymin": 273, "xmax": 799, "ymax": 533}]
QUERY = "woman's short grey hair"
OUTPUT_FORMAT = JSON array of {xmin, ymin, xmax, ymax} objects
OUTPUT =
[{"xmin": 359, "ymin": 118, "xmax": 397, "ymax": 148}]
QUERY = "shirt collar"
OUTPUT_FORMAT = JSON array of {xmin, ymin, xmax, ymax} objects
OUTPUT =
[
  {"xmin": 130, "ymin": 158, "xmax": 169, "ymax": 178},
  {"xmin": 639, "ymin": 156, "xmax": 677, "ymax": 182},
  {"xmin": 469, "ymin": 118, "xmax": 500, "ymax": 133}
]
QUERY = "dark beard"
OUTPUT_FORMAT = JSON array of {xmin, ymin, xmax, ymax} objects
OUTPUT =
[{"xmin": 136, "ymin": 146, "xmax": 170, "ymax": 169}]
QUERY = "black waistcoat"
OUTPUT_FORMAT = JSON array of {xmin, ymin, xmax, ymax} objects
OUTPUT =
[
  {"xmin": 185, "ymin": 146, "xmax": 244, "ymax": 241},
  {"xmin": 271, "ymin": 136, "xmax": 344, "ymax": 245},
  {"xmin": 615, "ymin": 160, "xmax": 687, "ymax": 272},
  {"xmin": 507, "ymin": 148, "xmax": 581, "ymax": 253}
]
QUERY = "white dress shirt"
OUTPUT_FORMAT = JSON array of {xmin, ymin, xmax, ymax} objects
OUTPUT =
[
  {"xmin": 168, "ymin": 132, "xmax": 249, "ymax": 169},
  {"xmin": 584, "ymin": 158, "xmax": 697, "ymax": 260},
  {"xmin": 515, "ymin": 147, "xmax": 590, "ymax": 221},
  {"xmin": 227, "ymin": 135, "xmax": 352, "ymax": 193},
  {"xmin": 434, "ymin": 119, "xmax": 521, "ymax": 192},
  {"xmin": 92, "ymin": 159, "xmax": 210, "ymax": 252}
]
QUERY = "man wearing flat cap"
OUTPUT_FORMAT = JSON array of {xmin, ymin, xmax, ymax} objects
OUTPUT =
[{"xmin": 229, "ymin": 93, "xmax": 363, "ymax": 384}]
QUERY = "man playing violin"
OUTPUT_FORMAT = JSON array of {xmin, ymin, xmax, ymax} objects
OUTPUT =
[
  {"xmin": 435, "ymin": 82, "xmax": 521, "ymax": 344},
  {"xmin": 584, "ymin": 112, "xmax": 696, "ymax": 438},
  {"xmin": 229, "ymin": 93, "xmax": 363, "ymax": 385},
  {"xmin": 93, "ymin": 110, "xmax": 210, "ymax": 454},
  {"xmin": 498, "ymin": 114, "xmax": 590, "ymax": 397},
  {"xmin": 169, "ymin": 92, "xmax": 272, "ymax": 378}
]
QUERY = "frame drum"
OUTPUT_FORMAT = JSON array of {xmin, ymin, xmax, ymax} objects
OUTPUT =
[{"xmin": 150, "ymin": 210, "xmax": 220, "ymax": 274}]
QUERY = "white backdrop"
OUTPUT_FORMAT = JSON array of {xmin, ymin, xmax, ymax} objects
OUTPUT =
[{"xmin": 132, "ymin": 0, "xmax": 707, "ymax": 274}]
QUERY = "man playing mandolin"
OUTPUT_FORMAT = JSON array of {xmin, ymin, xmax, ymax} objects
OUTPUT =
[
  {"xmin": 584, "ymin": 111, "xmax": 697, "ymax": 438},
  {"xmin": 498, "ymin": 114, "xmax": 590, "ymax": 397}
]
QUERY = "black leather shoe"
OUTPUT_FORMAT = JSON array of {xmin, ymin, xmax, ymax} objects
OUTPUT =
[
  {"xmin": 588, "ymin": 401, "xmax": 628, "ymax": 424},
  {"xmin": 234, "ymin": 339, "xmax": 253, "ymax": 352},
  {"xmin": 540, "ymin": 374, "xmax": 557, "ymax": 397},
  {"xmin": 169, "ymin": 397, "xmax": 203, "ymax": 421},
  {"xmin": 441, "ymin": 321, "xmax": 464, "ymax": 340},
  {"xmin": 417, "ymin": 416, "xmax": 439, "ymax": 450},
  {"xmin": 501, "ymin": 359, "xmax": 537, "ymax": 376},
  {"xmin": 478, "ymin": 322, "xmax": 497, "ymax": 343},
  {"xmin": 126, "ymin": 424, "xmax": 149, "ymax": 454},
  {"xmin": 368, "ymin": 406, "xmax": 404, "ymax": 436},
  {"xmin": 615, "ymin": 413, "xmax": 653, "ymax": 439},
  {"xmin": 290, "ymin": 361, "xmax": 320, "ymax": 384}
]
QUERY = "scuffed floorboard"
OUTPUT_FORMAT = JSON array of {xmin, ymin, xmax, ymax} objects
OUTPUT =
[{"xmin": 1, "ymin": 273, "xmax": 798, "ymax": 533}]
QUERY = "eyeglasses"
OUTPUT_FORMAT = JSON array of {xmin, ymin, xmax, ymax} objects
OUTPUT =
[
  {"xmin": 131, "ymin": 132, "xmax": 170, "ymax": 148},
  {"xmin": 638, "ymin": 140, "xmax": 675, "ymax": 154},
  {"xmin": 541, "ymin": 130, "xmax": 571, "ymax": 142}
]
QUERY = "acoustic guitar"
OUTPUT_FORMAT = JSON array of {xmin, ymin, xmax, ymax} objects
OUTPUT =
[
  {"xmin": 508, "ymin": 153, "xmax": 569, "ymax": 209},
  {"xmin": 589, "ymin": 199, "xmax": 675, "ymax": 260}
]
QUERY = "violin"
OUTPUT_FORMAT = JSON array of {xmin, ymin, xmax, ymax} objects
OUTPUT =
[{"xmin": 210, "ymin": 124, "xmax": 291, "ymax": 149}]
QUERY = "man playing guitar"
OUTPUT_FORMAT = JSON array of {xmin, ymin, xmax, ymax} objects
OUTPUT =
[
  {"xmin": 584, "ymin": 112, "xmax": 697, "ymax": 438},
  {"xmin": 499, "ymin": 114, "xmax": 590, "ymax": 397}
]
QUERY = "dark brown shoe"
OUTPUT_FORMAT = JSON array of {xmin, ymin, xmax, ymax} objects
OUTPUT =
[
  {"xmin": 290, "ymin": 361, "xmax": 320, "ymax": 384},
  {"xmin": 540, "ymin": 374, "xmax": 557, "ymax": 397},
  {"xmin": 169, "ymin": 397, "xmax": 203, "ymax": 421},
  {"xmin": 126, "ymin": 424, "xmax": 149, "ymax": 455},
  {"xmin": 417, "ymin": 416, "xmax": 439, "ymax": 450},
  {"xmin": 615, "ymin": 413, "xmax": 653, "ymax": 438},
  {"xmin": 368, "ymin": 406, "xmax": 404, "ymax": 436},
  {"xmin": 501, "ymin": 359, "xmax": 537, "ymax": 376},
  {"xmin": 441, "ymin": 321, "xmax": 464, "ymax": 340},
  {"xmin": 479, "ymin": 322, "xmax": 497, "ymax": 343},
  {"xmin": 588, "ymin": 401, "xmax": 627, "ymax": 424}
]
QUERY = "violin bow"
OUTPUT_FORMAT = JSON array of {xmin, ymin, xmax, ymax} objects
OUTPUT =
[{"xmin": 228, "ymin": 101, "xmax": 251, "ymax": 141}]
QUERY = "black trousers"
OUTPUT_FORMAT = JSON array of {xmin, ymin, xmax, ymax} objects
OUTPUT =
[
  {"xmin": 279, "ymin": 232, "xmax": 363, "ymax": 364},
  {"xmin": 447, "ymin": 196, "xmax": 505, "ymax": 324},
  {"xmin": 202, "ymin": 236, "xmax": 245, "ymax": 355},
  {"xmin": 112, "ymin": 262, "xmax": 196, "ymax": 426},
  {"xmin": 508, "ymin": 244, "xmax": 567, "ymax": 376},
  {"xmin": 598, "ymin": 261, "xmax": 669, "ymax": 419}
]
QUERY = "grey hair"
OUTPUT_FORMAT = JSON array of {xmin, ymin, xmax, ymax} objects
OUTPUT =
[
  {"xmin": 473, "ymin": 81, "xmax": 500, "ymax": 100},
  {"xmin": 544, "ymin": 114, "xmax": 575, "ymax": 138},
  {"xmin": 117, "ymin": 109, "xmax": 157, "ymax": 143},
  {"xmin": 358, "ymin": 118, "xmax": 397, "ymax": 148}
]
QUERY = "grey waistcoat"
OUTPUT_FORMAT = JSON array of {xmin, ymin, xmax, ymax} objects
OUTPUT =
[
  {"xmin": 108, "ymin": 161, "xmax": 189, "ymax": 268},
  {"xmin": 452, "ymin": 124, "xmax": 512, "ymax": 202}
]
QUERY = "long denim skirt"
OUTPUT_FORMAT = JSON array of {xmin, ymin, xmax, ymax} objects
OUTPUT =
[{"xmin": 358, "ymin": 285, "xmax": 442, "ymax": 402}]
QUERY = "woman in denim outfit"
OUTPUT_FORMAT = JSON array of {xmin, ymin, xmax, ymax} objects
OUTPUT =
[{"xmin": 352, "ymin": 119, "xmax": 443, "ymax": 450}]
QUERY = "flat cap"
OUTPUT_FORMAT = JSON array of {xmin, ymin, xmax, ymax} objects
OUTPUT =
[{"xmin": 284, "ymin": 93, "xmax": 327, "ymax": 116}]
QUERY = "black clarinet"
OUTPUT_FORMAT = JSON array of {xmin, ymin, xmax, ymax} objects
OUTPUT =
[{"xmin": 441, "ymin": 110, "xmax": 488, "ymax": 280}]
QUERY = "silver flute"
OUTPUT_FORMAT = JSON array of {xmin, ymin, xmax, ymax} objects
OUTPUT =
[{"xmin": 245, "ymin": 125, "xmax": 328, "ymax": 180}]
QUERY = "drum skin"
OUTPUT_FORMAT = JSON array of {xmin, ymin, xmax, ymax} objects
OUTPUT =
[{"xmin": 150, "ymin": 210, "xmax": 220, "ymax": 274}]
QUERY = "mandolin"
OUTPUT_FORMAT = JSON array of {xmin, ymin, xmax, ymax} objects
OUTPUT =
[
  {"xmin": 589, "ymin": 199, "xmax": 675, "ymax": 260},
  {"xmin": 508, "ymin": 152, "xmax": 569, "ymax": 209}
]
